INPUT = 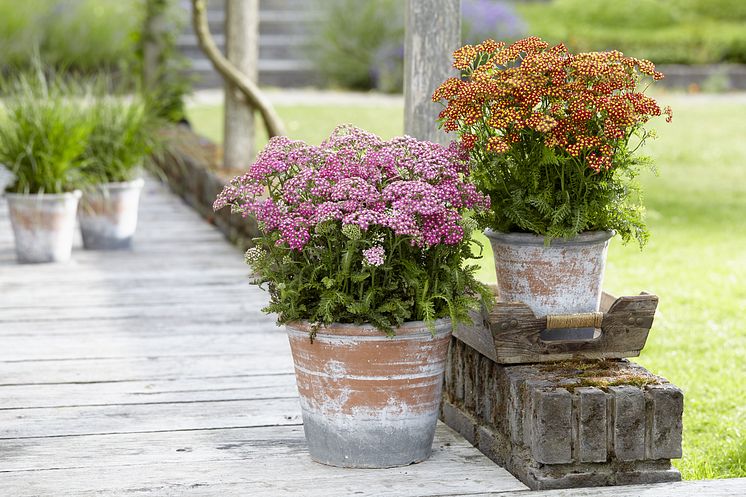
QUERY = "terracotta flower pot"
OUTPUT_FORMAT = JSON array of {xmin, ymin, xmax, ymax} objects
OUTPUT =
[
  {"xmin": 5, "ymin": 191, "xmax": 82, "ymax": 264},
  {"xmin": 486, "ymin": 230, "xmax": 613, "ymax": 339},
  {"xmin": 286, "ymin": 319, "xmax": 452, "ymax": 468},
  {"xmin": 78, "ymin": 178, "xmax": 145, "ymax": 250}
]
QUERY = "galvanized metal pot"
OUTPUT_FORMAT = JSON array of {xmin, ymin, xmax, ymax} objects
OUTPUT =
[
  {"xmin": 286, "ymin": 319, "xmax": 452, "ymax": 468},
  {"xmin": 486, "ymin": 230, "xmax": 613, "ymax": 338},
  {"xmin": 5, "ymin": 190, "xmax": 82, "ymax": 264},
  {"xmin": 79, "ymin": 178, "xmax": 145, "ymax": 250}
]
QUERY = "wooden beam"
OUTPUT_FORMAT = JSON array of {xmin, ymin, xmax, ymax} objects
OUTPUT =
[{"xmin": 403, "ymin": 0, "xmax": 461, "ymax": 145}]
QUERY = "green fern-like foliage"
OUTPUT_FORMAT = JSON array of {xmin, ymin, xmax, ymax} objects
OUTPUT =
[
  {"xmin": 250, "ymin": 224, "xmax": 492, "ymax": 336},
  {"xmin": 471, "ymin": 129, "xmax": 650, "ymax": 246}
]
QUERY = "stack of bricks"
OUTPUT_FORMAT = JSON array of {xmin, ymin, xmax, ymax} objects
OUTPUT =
[{"xmin": 441, "ymin": 337, "xmax": 683, "ymax": 490}]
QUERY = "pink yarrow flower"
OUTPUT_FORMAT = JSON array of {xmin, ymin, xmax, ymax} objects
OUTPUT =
[
  {"xmin": 213, "ymin": 125, "xmax": 489, "ymax": 251},
  {"xmin": 362, "ymin": 245, "xmax": 385, "ymax": 267}
]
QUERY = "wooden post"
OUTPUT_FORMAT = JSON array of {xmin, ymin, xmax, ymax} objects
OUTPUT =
[
  {"xmin": 403, "ymin": 0, "xmax": 461, "ymax": 145},
  {"xmin": 223, "ymin": 0, "xmax": 259, "ymax": 169}
]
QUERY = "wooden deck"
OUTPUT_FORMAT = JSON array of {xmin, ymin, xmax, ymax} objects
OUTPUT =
[{"xmin": 1, "ymin": 179, "xmax": 744, "ymax": 496}]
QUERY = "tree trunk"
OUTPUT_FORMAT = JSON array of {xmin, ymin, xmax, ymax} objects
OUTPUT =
[
  {"xmin": 192, "ymin": 0, "xmax": 286, "ymax": 143},
  {"xmin": 223, "ymin": 0, "xmax": 258, "ymax": 169},
  {"xmin": 403, "ymin": 0, "xmax": 461, "ymax": 145}
]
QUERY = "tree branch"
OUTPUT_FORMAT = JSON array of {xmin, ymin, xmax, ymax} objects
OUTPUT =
[{"xmin": 191, "ymin": 0, "xmax": 286, "ymax": 138}]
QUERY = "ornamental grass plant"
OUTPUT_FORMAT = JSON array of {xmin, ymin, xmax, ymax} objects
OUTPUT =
[
  {"xmin": 215, "ymin": 125, "xmax": 493, "ymax": 335},
  {"xmin": 82, "ymin": 96, "xmax": 157, "ymax": 184},
  {"xmin": 433, "ymin": 37, "xmax": 672, "ymax": 245},
  {"xmin": 0, "ymin": 72, "xmax": 92, "ymax": 194}
]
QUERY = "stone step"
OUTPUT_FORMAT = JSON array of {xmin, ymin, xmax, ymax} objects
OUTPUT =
[
  {"xmin": 176, "ymin": 1, "xmax": 318, "ymax": 87},
  {"xmin": 178, "ymin": 39, "xmax": 310, "ymax": 62}
]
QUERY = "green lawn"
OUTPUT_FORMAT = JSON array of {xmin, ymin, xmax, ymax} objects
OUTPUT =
[{"xmin": 188, "ymin": 94, "xmax": 746, "ymax": 480}]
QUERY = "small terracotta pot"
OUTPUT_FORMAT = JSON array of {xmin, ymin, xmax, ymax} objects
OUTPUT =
[
  {"xmin": 286, "ymin": 319, "xmax": 452, "ymax": 468},
  {"xmin": 486, "ymin": 230, "xmax": 613, "ymax": 338},
  {"xmin": 79, "ymin": 178, "xmax": 144, "ymax": 250},
  {"xmin": 5, "ymin": 191, "xmax": 81, "ymax": 264}
]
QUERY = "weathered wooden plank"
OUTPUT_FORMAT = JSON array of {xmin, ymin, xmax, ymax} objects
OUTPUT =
[
  {"xmin": 452, "ymin": 294, "xmax": 660, "ymax": 365},
  {"xmin": 0, "ymin": 244, "xmax": 243, "ymax": 265},
  {"xmin": 0, "ymin": 319, "xmax": 279, "ymax": 338},
  {"xmin": 0, "ymin": 353, "xmax": 294, "ymax": 385},
  {"xmin": 0, "ymin": 300, "xmax": 268, "ymax": 323},
  {"xmin": 0, "ymin": 260, "xmax": 247, "ymax": 279},
  {"xmin": 0, "ymin": 330, "xmax": 289, "ymax": 361},
  {"xmin": 0, "ymin": 374, "xmax": 297, "ymax": 410},
  {"xmin": 0, "ymin": 282, "xmax": 252, "ymax": 309},
  {"xmin": 0, "ymin": 397, "xmax": 303, "ymax": 439},
  {"xmin": 0, "ymin": 424, "xmax": 528, "ymax": 497},
  {"xmin": 0, "ymin": 282, "xmax": 263, "ymax": 313},
  {"xmin": 0, "ymin": 314, "xmax": 285, "ymax": 337},
  {"xmin": 487, "ymin": 295, "xmax": 658, "ymax": 364},
  {"xmin": 470, "ymin": 478, "xmax": 746, "ymax": 496},
  {"xmin": 0, "ymin": 269, "xmax": 245, "ymax": 293}
]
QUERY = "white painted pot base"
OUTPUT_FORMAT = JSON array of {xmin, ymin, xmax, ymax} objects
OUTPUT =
[
  {"xmin": 79, "ymin": 179, "xmax": 144, "ymax": 250},
  {"xmin": 6, "ymin": 191, "xmax": 81, "ymax": 264}
]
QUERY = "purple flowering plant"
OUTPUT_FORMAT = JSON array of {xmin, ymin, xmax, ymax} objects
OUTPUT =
[{"xmin": 214, "ymin": 125, "xmax": 494, "ymax": 335}]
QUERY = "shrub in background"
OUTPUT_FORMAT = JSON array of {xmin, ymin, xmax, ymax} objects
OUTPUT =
[
  {"xmin": 0, "ymin": 0, "xmax": 143, "ymax": 74},
  {"xmin": 308, "ymin": 0, "xmax": 404, "ymax": 92},
  {"xmin": 137, "ymin": 0, "xmax": 192, "ymax": 123},
  {"xmin": 461, "ymin": 0, "xmax": 526, "ymax": 45},
  {"xmin": 309, "ymin": 0, "xmax": 525, "ymax": 93},
  {"xmin": 517, "ymin": 0, "xmax": 746, "ymax": 65},
  {"xmin": 0, "ymin": 0, "xmax": 190, "ymax": 120}
]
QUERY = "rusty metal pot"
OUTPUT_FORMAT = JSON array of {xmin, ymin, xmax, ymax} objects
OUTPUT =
[
  {"xmin": 486, "ymin": 230, "xmax": 613, "ymax": 339},
  {"xmin": 79, "ymin": 179, "xmax": 144, "ymax": 250},
  {"xmin": 5, "ymin": 191, "xmax": 81, "ymax": 264},
  {"xmin": 286, "ymin": 319, "xmax": 452, "ymax": 468}
]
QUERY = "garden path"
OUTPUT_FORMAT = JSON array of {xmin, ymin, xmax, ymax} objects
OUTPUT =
[
  {"xmin": 1, "ymin": 178, "xmax": 745, "ymax": 496},
  {"xmin": 0, "ymin": 179, "xmax": 526, "ymax": 496}
]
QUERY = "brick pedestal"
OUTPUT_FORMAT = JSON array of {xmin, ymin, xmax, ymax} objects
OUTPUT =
[{"xmin": 442, "ymin": 337, "xmax": 683, "ymax": 490}]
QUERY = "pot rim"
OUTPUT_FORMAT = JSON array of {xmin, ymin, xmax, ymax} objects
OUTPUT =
[
  {"xmin": 484, "ymin": 229, "xmax": 614, "ymax": 246},
  {"xmin": 286, "ymin": 318, "xmax": 452, "ymax": 339},
  {"xmin": 4, "ymin": 190, "xmax": 82, "ymax": 201}
]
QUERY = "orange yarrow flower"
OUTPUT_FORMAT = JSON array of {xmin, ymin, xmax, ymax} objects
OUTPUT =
[{"xmin": 433, "ymin": 36, "xmax": 671, "ymax": 173}]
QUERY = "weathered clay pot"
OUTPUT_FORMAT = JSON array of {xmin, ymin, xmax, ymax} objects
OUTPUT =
[
  {"xmin": 79, "ymin": 178, "xmax": 144, "ymax": 250},
  {"xmin": 5, "ymin": 191, "xmax": 82, "ymax": 264},
  {"xmin": 286, "ymin": 319, "xmax": 452, "ymax": 468},
  {"xmin": 486, "ymin": 230, "xmax": 613, "ymax": 338}
]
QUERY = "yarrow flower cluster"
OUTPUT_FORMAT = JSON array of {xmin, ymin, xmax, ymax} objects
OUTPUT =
[
  {"xmin": 432, "ymin": 37, "xmax": 672, "ymax": 173},
  {"xmin": 214, "ymin": 125, "xmax": 489, "ymax": 251},
  {"xmin": 214, "ymin": 126, "xmax": 493, "ymax": 335},
  {"xmin": 431, "ymin": 36, "xmax": 671, "ymax": 246},
  {"xmin": 362, "ymin": 245, "xmax": 385, "ymax": 267}
]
